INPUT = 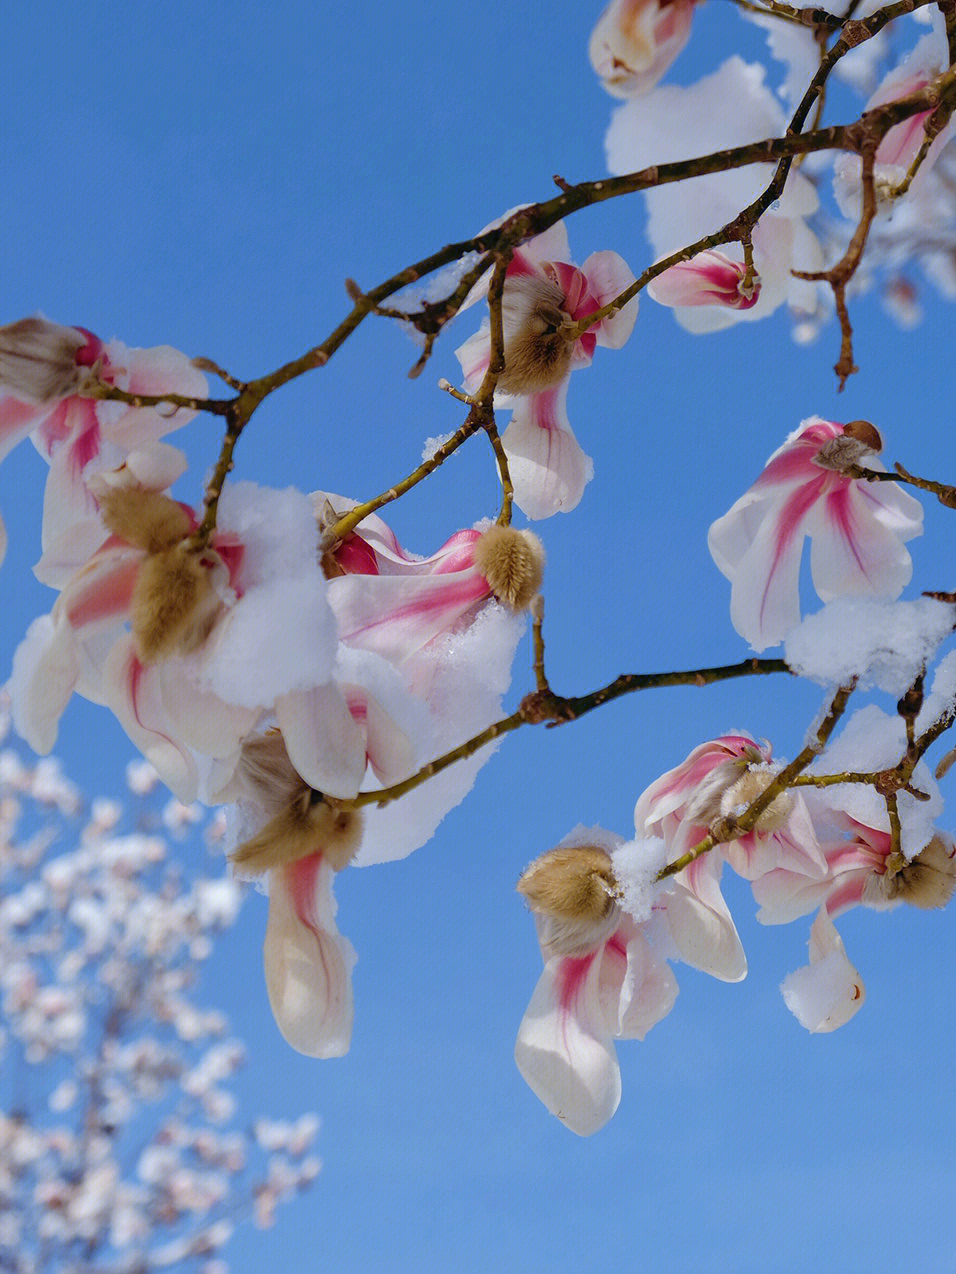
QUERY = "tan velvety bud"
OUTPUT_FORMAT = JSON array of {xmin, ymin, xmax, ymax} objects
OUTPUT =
[
  {"xmin": 235, "ymin": 729, "xmax": 304, "ymax": 819},
  {"xmin": 473, "ymin": 525, "xmax": 545, "ymax": 611},
  {"xmin": 130, "ymin": 543, "xmax": 221, "ymax": 662},
  {"xmin": 842, "ymin": 419, "xmax": 883, "ymax": 453},
  {"xmin": 99, "ymin": 487, "xmax": 193, "ymax": 554},
  {"xmin": 231, "ymin": 794, "xmax": 364, "ymax": 876},
  {"xmin": 497, "ymin": 276, "xmax": 576, "ymax": 396},
  {"xmin": 720, "ymin": 767, "xmax": 793, "ymax": 833},
  {"xmin": 885, "ymin": 835, "xmax": 956, "ymax": 910},
  {"xmin": 518, "ymin": 846, "xmax": 618, "ymax": 923},
  {"xmin": 0, "ymin": 317, "xmax": 86, "ymax": 403}
]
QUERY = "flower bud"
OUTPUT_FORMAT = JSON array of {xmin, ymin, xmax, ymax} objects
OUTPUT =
[
  {"xmin": 589, "ymin": 0, "xmax": 696, "ymax": 99},
  {"xmin": 648, "ymin": 250, "xmax": 760, "ymax": 311},
  {"xmin": 497, "ymin": 276, "xmax": 576, "ymax": 396},
  {"xmin": 130, "ymin": 542, "xmax": 222, "ymax": 662},
  {"xmin": 0, "ymin": 317, "xmax": 88, "ymax": 403},
  {"xmin": 881, "ymin": 835, "xmax": 956, "ymax": 910},
  {"xmin": 473, "ymin": 525, "xmax": 545, "ymax": 611},
  {"xmin": 518, "ymin": 845, "xmax": 620, "ymax": 955},
  {"xmin": 98, "ymin": 487, "xmax": 193, "ymax": 554},
  {"xmin": 813, "ymin": 420, "xmax": 883, "ymax": 473},
  {"xmin": 231, "ymin": 792, "xmax": 364, "ymax": 876},
  {"xmin": 719, "ymin": 766, "xmax": 794, "ymax": 833}
]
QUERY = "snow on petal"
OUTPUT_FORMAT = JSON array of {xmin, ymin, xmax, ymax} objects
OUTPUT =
[
  {"xmin": 781, "ymin": 909, "xmax": 865, "ymax": 1032},
  {"xmin": 264, "ymin": 854, "xmax": 356, "ymax": 1059}
]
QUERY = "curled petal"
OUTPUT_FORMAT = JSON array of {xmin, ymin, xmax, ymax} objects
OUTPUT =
[
  {"xmin": 264, "ymin": 854, "xmax": 356, "ymax": 1058},
  {"xmin": 663, "ymin": 857, "xmax": 747, "ymax": 982}
]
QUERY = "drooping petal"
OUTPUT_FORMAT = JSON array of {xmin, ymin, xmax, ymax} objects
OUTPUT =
[
  {"xmin": 781, "ymin": 908, "xmax": 865, "ymax": 1032},
  {"xmin": 808, "ymin": 480, "xmax": 922, "ymax": 602},
  {"xmin": 264, "ymin": 854, "xmax": 356, "ymax": 1058},
  {"xmin": 10, "ymin": 615, "xmax": 80, "ymax": 755},
  {"xmin": 663, "ymin": 856, "xmax": 747, "ymax": 982},
  {"xmin": 275, "ymin": 682, "xmax": 367, "ymax": 799},
  {"xmin": 579, "ymin": 250, "xmax": 639, "ymax": 348},
  {"xmin": 501, "ymin": 384, "xmax": 593, "ymax": 520},
  {"xmin": 612, "ymin": 925, "xmax": 679, "ymax": 1039},
  {"xmin": 515, "ymin": 951, "xmax": 622, "ymax": 1136}
]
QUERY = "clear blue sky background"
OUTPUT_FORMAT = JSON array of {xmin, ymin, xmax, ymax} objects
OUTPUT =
[{"xmin": 2, "ymin": 3, "xmax": 955, "ymax": 1271}]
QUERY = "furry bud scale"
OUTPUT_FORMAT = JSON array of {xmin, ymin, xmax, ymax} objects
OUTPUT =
[
  {"xmin": 98, "ymin": 487, "xmax": 193, "ymax": 554},
  {"xmin": 231, "ymin": 793, "xmax": 364, "ymax": 876},
  {"xmin": 473, "ymin": 525, "xmax": 545, "ymax": 611},
  {"xmin": 497, "ymin": 276, "xmax": 576, "ymax": 396},
  {"xmin": 0, "ymin": 317, "xmax": 87, "ymax": 403},
  {"xmin": 130, "ymin": 543, "xmax": 221, "ymax": 662},
  {"xmin": 885, "ymin": 835, "xmax": 956, "ymax": 910},
  {"xmin": 518, "ymin": 845, "xmax": 621, "ymax": 957}
]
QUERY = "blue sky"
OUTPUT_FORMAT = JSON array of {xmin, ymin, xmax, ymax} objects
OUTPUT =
[{"xmin": 2, "ymin": 2, "xmax": 955, "ymax": 1271}]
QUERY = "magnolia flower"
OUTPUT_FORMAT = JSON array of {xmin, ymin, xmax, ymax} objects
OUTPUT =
[
  {"xmin": 455, "ymin": 218, "xmax": 637, "ymax": 518},
  {"xmin": 708, "ymin": 417, "xmax": 924, "ymax": 651},
  {"xmin": 0, "ymin": 318, "xmax": 206, "ymax": 571},
  {"xmin": 514, "ymin": 834, "xmax": 677, "ymax": 1135},
  {"xmin": 606, "ymin": 57, "xmax": 825, "ymax": 333},
  {"xmin": 834, "ymin": 32, "xmax": 953, "ymax": 216},
  {"xmin": 781, "ymin": 908, "xmax": 865, "ymax": 1033},
  {"xmin": 634, "ymin": 734, "xmax": 827, "ymax": 981},
  {"xmin": 648, "ymin": 249, "xmax": 761, "ymax": 312},
  {"xmin": 589, "ymin": 0, "xmax": 697, "ymax": 98}
]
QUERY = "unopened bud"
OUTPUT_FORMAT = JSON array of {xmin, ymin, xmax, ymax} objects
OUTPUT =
[
  {"xmin": 841, "ymin": 419, "xmax": 883, "ymax": 452},
  {"xmin": 231, "ymin": 792, "xmax": 364, "ymax": 877},
  {"xmin": 881, "ymin": 835, "xmax": 956, "ymax": 910},
  {"xmin": 130, "ymin": 542, "xmax": 222, "ymax": 662},
  {"xmin": 497, "ymin": 276, "xmax": 576, "ymax": 396},
  {"xmin": 813, "ymin": 420, "xmax": 883, "ymax": 473},
  {"xmin": 0, "ymin": 318, "xmax": 88, "ymax": 403},
  {"xmin": 473, "ymin": 525, "xmax": 545, "ymax": 611},
  {"xmin": 720, "ymin": 766, "xmax": 793, "ymax": 833},
  {"xmin": 518, "ymin": 845, "xmax": 620, "ymax": 955},
  {"xmin": 98, "ymin": 487, "xmax": 193, "ymax": 554}
]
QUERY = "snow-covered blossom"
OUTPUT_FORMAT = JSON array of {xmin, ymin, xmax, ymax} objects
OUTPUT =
[
  {"xmin": 634, "ymin": 734, "xmax": 827, "ymax": 981},
  {"xmin": 606, "ymin": 57, "xmax": 825, "ymax": 333},
  {"xmin": 515, "ymin": 830, "xmax": 677, "ymax": 1135},
  {"xmin": 708, "ymin": 417, "xmax": 924, "ymax": 651},
  {"xmin": 589, "ymin": 0, "xmax": 697, "ymax": 98},
  {"xmin": 455, "ymin": 217, "xmax": 637, "ymax": 518},
  {"xmin": 781, "ymin": 908, "xmax": 866, "ymax": 1033},
  {"xmin": 0, "ymin": 318, "xmax": 206, "ymax": 574}
]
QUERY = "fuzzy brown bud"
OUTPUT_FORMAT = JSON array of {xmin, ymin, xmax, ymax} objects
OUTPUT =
[
  {"xmin": 883, "ymin": 835, "xmax": 956, "ymax": 910},
  {"xmin": 130, "ymin": 542, "xmax": 222, "ymax": 662},
  {"xmin": 720, "ymin": 767, "xmax": 794, "ymax": 833},
  {"xmin": 497, "ymin": 276, "xmax": 576, "ymax": 396},
  {"xmin": 231, "ymin": 792, "xmax": 364, "ymax": 876},
  {"xmin": 473, "ymin": 525, "xmax": 545, "ymax": 611},
  {"xmin": 98, "ymin": 487, "xmax": 193, "ymax": 554},
  {"xmin": 0, "ymin": 317, "xmax": 86, "ymax": 403},
  {"xmin": 841, "ymin": 419, "xmax": 883, "ymax": 452},
  {"xmin": 518, "ymin": 845, "xmax": 620, "ymax": 955}
]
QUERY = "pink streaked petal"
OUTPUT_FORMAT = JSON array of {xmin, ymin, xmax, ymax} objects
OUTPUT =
[
  {"xmin": 664, "ymin": 856, "xmax": 747, "ymax": 981},
  {"xmin": 0, "ymin": 396, "xmax": 43, "ymax": 459},
  {"xmin": 329, "ymin": 570, "xmax": 489, "ymax": 663},
  {"xmin": 514, "ymin": 951, "xmax": 622, "ymax": 1136},
  {"xmin": 60, "ymin": 548, "xmax": 141, "ymax": 631},
  {"xmin": 454, "ymin": 327, "xmax": 491, "ymax": 393},
  {"xmin": 809, "ymin": 482, "xmax": 916, "ymax": 602},
  {"xmin": 264, "ymin": 855, "xmax": 356, "ymax": 1058},
  {"xmin": 752, "ymin": 865, "xmax": 831, "ymax": 924},
  {"xmin": 501, "ymin": 385, "xmax": 593, "ymax": 520},
  {"xmin": 157, "ymin": 659, "xmax": 259, "ymax": 759},
  {"xmin": 580, "ymin": 250, "xmax": 639, "ymax": 347},
  {"xmin": 275, "ymin": 682, "xmax": 367, "ymax": 799},
  {"xmin": 102, "ymin": 634, "xmax": 199, "ymax": 802},
  {"xmin": 103, "ymin": 344, "xmax": 208, "ymax": 451}
]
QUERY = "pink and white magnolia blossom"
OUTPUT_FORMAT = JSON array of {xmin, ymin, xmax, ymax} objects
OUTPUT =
[
  {"xmin": 634, "ymin": 734, "xmax": 827, "ymax": 981},
  {"xmin": 0, "ymin": 318, "xmax": 206, "ymax": 573},
  {"xmin": 589, "ymin": 0, "xmax": 697, "ymax": 99},
  {"xmin": 648, "ymin": 249, "xmax": 761, "ymax": 312},
  {"xmin": 606, "ymin": 57, "xmax": 825, "ymax": 333},
  {"xmin": 515, "ymin": 829, "xmax": 678, "ymax": 1136},
  {"xmin": 455, "ymin": 218, "xmax": 637, "ymax": 519},
  {"xmin": 708, "ymin": 417, "xmax": 924, "ymax": 651},
  {"xmin": 834, "ymin": 31, "xmax": 953, "ymax": 217},
  {"xmin": 11, "ymin": 483, "xmax": 340, "ymax": 803}
]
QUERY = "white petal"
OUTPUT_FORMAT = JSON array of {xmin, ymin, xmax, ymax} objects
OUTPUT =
[
  {"xmin": 781, "ymin": 910, "xmax": 865, "ymax": 1032},
  {"xmin": 502, "ymin": 385, "xmax": 593, "ymax": 520},
  {"xmin": 275, "ymin": 683, "xmax": 367, "ymax": 799},
  {"xmin": 10, "ymin": 615, "xmax": 79, "ymax": 754}
]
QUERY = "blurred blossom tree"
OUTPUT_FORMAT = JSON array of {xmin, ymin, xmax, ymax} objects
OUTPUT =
[{"xmin": 0, "ymin": 701, "xmax": 318, "ymax": 1273}]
